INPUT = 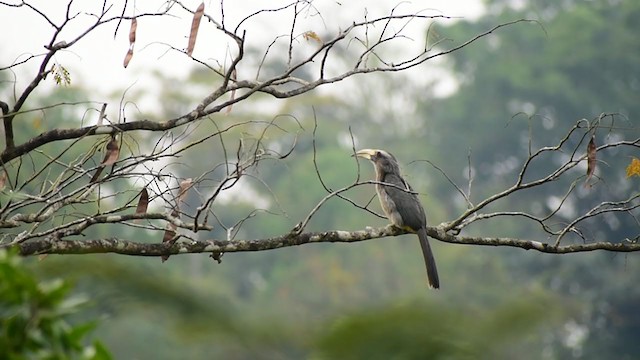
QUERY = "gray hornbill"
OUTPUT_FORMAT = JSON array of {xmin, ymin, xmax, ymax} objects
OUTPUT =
[{"xmin": 355, "ymin": 149, "xmax": 440, "ymax": 289}]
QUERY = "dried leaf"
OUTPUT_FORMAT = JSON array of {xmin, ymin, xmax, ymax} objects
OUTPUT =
[
  {"xmin": 90, "ymin": 135, "xmax": 120, "ymax": 183},
  {"xmin": 161, "ymin": 225, "xmax": 177, "ymax": 262},
  {"xmin": 178, "ymin": 178, "xmax": 193, "ymax": 203},
  {"xmin": 302, "ymin": 30, "xmax": 322, "ymax": 44},
  {"xmin": 89, "ymin": 166, "xmax": 104, "ymax": 184},
  {"xmin": 0, "ymin": 169, "xmax": 6, "ymax": 191},
  {"xmin": 161, "ymin": 208, "xmax": 180, "ymax": 262},
  {"xmin": 585, "ymin": 135, "xmax": 596, "ymax": 187},
  {"xmin": 123, "ymin": 18, "xmax": 137, "ymax": 68},
  {"xmin": 135, "ymin": 188, "xmax": 149, "ymax": 222},
  {"xmin": 186, "ymin": 2, "xmax": 205, "ymax": 57},
  {"xmin": 129, "ymin": 18, "xmax": 137, "ymax": 45},
  {"xmin": 97, "ymin": 103, "xmax": 107, "ymax": 126},
  {"xmin": 102, "ymin": 135, "xmax": 120, "ymax": 166},
  {"xmin": 626, "ymin": 157, "xmax": 640, "ymax": 178},
  {"xmin": 123, "ymin": 48, "xmax": 134, "ymax": 68},
  {"xmin": 162, "ymin": 221, "xmax": 177, "ymax": 243},
  {"xmin": 38, "ymin": 254, "xmax": 48, "ymax": 261},
  {"xmin": 225, "ymin": 69, "xmax": 237, "ymax": 115}
]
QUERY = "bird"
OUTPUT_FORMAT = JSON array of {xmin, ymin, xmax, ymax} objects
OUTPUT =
[{"xmin": 354, "ymin": 149, "xmax": 440, "ymax": 289}]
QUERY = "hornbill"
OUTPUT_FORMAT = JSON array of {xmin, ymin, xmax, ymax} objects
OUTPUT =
[{"xmin": 355, "ymin": 149, "xmax": 440, "ymax": 289}]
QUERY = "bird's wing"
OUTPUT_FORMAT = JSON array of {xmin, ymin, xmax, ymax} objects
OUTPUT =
[{"xmin": 380, "ymin": 173, "xmax": 427, "ymax": 231}]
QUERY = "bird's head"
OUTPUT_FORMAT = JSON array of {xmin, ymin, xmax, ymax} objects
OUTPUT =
[{"xmin": 354, "ymin": 148, "xmax": 400, "ymax": 174}]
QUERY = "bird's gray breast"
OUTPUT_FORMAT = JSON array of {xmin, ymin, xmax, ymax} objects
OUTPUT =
[
  {"xmin": 376, "ymin": 173, "xmax": 426, "ymax": 231},
  {"xmin": 376, "ymin": 183, "xmax": 405, "ymax": 226}
]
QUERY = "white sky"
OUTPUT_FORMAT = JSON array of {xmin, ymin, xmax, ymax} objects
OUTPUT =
[{"xmin": 0, "ymin": 1, "xmax": 483, "ymax": 112}]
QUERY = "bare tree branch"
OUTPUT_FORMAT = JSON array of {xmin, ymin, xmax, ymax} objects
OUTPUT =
[{"xmin": 14, "ymin": 224, "xmax": 640, "ymax": 257}]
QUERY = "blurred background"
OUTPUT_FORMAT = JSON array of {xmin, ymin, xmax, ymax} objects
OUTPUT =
[{"xmin": 2, "ymin": 0, "xmax": 640, "ymax": 359}]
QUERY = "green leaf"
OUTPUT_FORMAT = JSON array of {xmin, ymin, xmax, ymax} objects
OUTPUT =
[{"xmin": 84, "ymin": 341, "xmax": 113, "ymax": 360}]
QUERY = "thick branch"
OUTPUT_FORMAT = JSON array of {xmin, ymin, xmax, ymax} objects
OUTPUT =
[
  {"xmin": 0, "ymin": 116, "xmax": 198, "ymax": 164},
  {"xmin": 14, "ymin": 225, "xmax": 640, "ymax": 257}
]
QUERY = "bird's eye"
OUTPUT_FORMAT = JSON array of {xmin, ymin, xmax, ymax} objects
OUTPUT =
[{"xmin": 375, "ymin": 151, "xmax": 381, "ymax": 158}]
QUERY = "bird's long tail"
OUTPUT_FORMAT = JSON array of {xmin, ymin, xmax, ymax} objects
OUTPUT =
[{"xmin": 417, "ymin": 227, "xmax": 440, "ymax": 289}]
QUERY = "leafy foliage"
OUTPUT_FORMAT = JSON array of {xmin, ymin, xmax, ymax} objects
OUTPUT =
[
  {"xmin": 0, "ymin": 250, "xmax": 111, "ymax": 359},
  {"xmin": 314, "ymin": 293, "xmax": 564, "ymax": 360},
  {"xmin": 51, "ymin": 64, "xmax": 71, "ymax": 86}
]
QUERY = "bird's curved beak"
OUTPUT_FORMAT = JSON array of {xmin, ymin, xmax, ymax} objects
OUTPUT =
[{"xmin": 354, "ymin": 149, "xmax": 376, "ymax": 160}]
